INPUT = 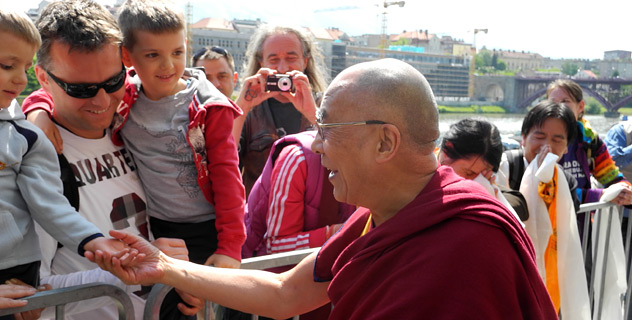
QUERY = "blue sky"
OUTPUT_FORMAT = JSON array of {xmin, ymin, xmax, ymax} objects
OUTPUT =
[{"xmin": 8, "ymin": 0, "xmax": 632, "ymax": 60}]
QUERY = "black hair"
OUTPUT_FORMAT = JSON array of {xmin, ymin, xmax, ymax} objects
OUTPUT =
[
  {"xmin": 36, "ymin": 0, "xmax": 122, "ymax": 70},
  {"xmin": 521, "ymin": 99, "xmax": 577, "ymax": 145},
  {"xmin": 441, "ymin": 118, "xmax": 503, "ymax": 172}
]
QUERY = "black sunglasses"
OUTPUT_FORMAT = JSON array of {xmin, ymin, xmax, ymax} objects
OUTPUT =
[
  {"xmin": 45, "ymin": 64, "xmax": 127, "ymax": 99},
  {"xmin": 193, "ymin": 46, "xmax": 228, "ymax": 62}
]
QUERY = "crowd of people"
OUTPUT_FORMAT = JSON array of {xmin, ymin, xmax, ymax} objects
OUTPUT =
[{"xmin": 2, "ymin": 0, "xmax": 632, "ymax": 319}]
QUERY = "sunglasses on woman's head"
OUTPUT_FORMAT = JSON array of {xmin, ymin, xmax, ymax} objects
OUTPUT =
[
  {"xmin": 45, "ymin": 64, "xmax": 127, "ymax": 99},
  {"xmin": 193, "ymin": 46, "xmax": 229, "ymax": 62}
]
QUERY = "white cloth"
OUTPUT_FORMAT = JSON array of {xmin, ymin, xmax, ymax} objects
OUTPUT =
[
  {"xmin": 497, "ymin": 152, "xmax": 524, "ymax": 190},
  {"xmin": 36, "ymin": 126, "xmax": 147, "ymax": 320},
  {"xmin": 473, "ymin": 174, "xmax": 524, "ymax": 227},
  {"xmin": 600, "ymin": 183, "xmax": 627, "ymax": 202},
  {"xmin": 520, "ymin": 153, "xmax": 590, "ymax": 319},
  {"xmin": 591, "ymin": 205, "xmax": 627, "ymax": 319},
  {"xmin": 534, "ymin": 153, "xmax": 558, "ymax": 183}
]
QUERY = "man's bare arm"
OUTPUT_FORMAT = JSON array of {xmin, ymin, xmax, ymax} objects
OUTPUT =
[{"xmin": 89, "ymin": 230, "xmax": 330, "ymax": 319}]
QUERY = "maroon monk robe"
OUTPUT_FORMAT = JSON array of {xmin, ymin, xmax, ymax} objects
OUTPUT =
[{"xmin": 314, "ymin": 166, "xmax": 557, "ymax": 320}]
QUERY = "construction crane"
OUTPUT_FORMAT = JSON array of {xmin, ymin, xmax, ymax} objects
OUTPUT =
[
  {"xmin": 379, "ymin": 1, "xmax": 405, "ymax": 58},
  {"xmin": 185, "ymin": 1, "xmax": 193, "ymax": 67},
  {"xmin": 313, "ymin": 2, "xmax": 403, "ymax": 57},
  {"xmin": 313, "ymin": 6, "xmax": 361, "ymax": 13},
  {"xmin": 468, "ymin": 28, "xmax": 488, "ymax": 99}
]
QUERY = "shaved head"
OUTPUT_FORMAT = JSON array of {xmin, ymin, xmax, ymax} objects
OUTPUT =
[{"xmin": 320, "ymin": 59, "xmax": 439, "ymax": 151}]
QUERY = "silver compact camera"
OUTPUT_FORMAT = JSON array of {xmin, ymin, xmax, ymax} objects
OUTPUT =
[{"xmin": 266, "ymin": 74, "xmax": 294, "ymax": 92}]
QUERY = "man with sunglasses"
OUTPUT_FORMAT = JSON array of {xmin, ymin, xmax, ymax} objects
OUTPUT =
[
  {"xmin": 20, "ymin": 1, "xmax": 196, "ymax": 319},
  {"xmin": 92, "ymin": 59, "xmax": 556, "ymax": 319},
  {"xmin": 192, "ymin": 46, "xmax": 238, "ymax": 99}
]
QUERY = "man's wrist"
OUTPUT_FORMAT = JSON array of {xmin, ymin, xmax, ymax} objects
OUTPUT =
[
  {"xmin": 301, "ymin": 104, "xmax": 317, "ymax": 124},
  {"xmin": 235, "ymin": 97, "xmax": 254, "ymax": 115}
]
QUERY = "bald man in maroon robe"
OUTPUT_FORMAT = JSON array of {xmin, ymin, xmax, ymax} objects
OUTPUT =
[{"xmin": 91, "ymin": 59, "xmax": 557, "ymax": 320}]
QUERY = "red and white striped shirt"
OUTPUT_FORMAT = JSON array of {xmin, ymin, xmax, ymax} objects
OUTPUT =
[{"xmin": 265, "ymin": 144, "xmax": 329, "ymax": 254}]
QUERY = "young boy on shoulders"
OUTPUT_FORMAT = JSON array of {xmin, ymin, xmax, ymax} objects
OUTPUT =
[
  {"xmin": 114, "ymin": 0, "xmax": 245, "ymax": 269},
  {"xmin": 0, "ymin": 9, "xmax": 129, "ymax": 310}
]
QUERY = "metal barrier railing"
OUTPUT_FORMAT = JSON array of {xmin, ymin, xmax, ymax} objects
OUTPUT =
[
  {"xmin": 3, "ymin": 204, "xmax": 628, "ymax": 319},
  {"xmin": 577, "ymin": 202, "xmax": 630, "ymax": 319},
  {"xmin": 0, "ymin": 282, "xmax": 135, "ymax": 319},
  {"xmin": 143, "ymin": 247, "xmax": 319, "ymax": 320},
  {"xmin": 140, "ymin": 204, "xmax": 632, "ymax": 320}
]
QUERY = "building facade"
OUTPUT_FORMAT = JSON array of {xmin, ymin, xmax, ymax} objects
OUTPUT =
[
  {"xmin": 345, "ymin": 46, "xmax": 470, "ymax": 98},
  {"xmin": 190, "ymin": 18, "xmax": 257, "ymax": 76}
]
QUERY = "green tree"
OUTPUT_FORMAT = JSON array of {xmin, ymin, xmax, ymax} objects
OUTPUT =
[
  {"xmin": 392, "ymin": 38, "xmax": 410, "ymax": 46},
  {"xmin": 491, "ymin": 53, "xmax": 498, "ymax": 68},
  {"xmin": 475, "ymin": 51, "xmax": 492, "ymax": 69},
  {"xmin": 496, "ymin": 60, "xmax": 507, "ymax": 71},
  {"xmin": 561, "ymin": 61, "xmax": 578, "ymax": 76},
  {"xmin": 612, "ymin": 69, "xmax": 620, "ymax": 78},
  {"xmin": 585, "ymin": 101, "xmax": 602, "ymax": 114},
  {"xmin": 23, "ymin": 56, "xmax": 40, "ymax": 96}
]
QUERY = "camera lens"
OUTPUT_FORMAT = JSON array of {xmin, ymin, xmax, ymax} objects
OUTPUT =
[{"xmin": 277, "ymin": 77, "xmax": 292, "ymax": 91}]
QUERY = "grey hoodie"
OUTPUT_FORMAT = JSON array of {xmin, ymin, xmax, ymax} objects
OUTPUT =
[{"xmin": 0, "ymin": 99, "xmax": 101, "ymax": 270}]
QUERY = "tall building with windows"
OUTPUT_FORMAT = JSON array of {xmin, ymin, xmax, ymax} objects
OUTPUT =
[
  {"xmin": 191, "ymin": 18, "xmax": 470, "ymax": 98},
  {"xmin": 190, "ymin": 18, "xmax": 257, "ymax": 76},
  {"xmin": 345, "ymin": 46, "xmax": 470, "ymax": 98}
]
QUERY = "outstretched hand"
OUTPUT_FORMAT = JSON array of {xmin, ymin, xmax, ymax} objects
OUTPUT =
[
  {"xmin": 83, "ymin": 236, "xmax": 132, "ymax": 261},
  {"xmin": 86, "ymin": 230, "xmax": 165, "ymax": 286}
]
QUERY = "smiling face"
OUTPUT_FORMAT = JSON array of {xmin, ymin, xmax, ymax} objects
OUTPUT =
[
  {"xmin": 35, "ymin": 41, "xmax": 124, "ymax": 139},
  {"xmin": 311, "ymin": 86, "xmax": 378, "ymax": 205},
  {"xmin": 122, "ymin": 29, "xmax": 187, "ymax": 101},
  {"xmin": 0, "ymin": 31, "xmax": 36, "ymax": 109},
  {"xmin": 260, "ymin": 33, "xmax": 308, "ymax": 74},
  {"xmin": 548, "ymin": 87, "xmax": 584, "ymax": 120},
  {"xmin": 522, "ymin": 117, "xmax": 569, "ymax": 163}
]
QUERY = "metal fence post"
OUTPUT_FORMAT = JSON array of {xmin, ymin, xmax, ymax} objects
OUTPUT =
[{"xmin": 0, "ymin": 283, "xmax": 135, "ymax": 319}]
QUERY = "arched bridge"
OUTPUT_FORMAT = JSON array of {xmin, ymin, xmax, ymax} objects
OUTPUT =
[{"xmin": 474, "ymin": 76, "xmax": 632, "ymax": 112}]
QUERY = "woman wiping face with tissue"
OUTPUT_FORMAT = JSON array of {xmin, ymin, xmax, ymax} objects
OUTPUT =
[
  {"xmin": 437, "ymin": 118, "xmax": 528, "ymax": 223},
  {"xmin": 437, "ymin": 118, "xmax": 502, "ymax": 182}
]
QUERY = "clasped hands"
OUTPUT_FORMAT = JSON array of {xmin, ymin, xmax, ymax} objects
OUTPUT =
[{"xmin": 85, "ymin": 233, "xmax": 205, "ymax": 315}]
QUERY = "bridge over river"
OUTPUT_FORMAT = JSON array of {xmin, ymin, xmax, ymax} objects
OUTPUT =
[{"xmin": 474, "ymin": 75, "xmax": 632, "ymax": 113}]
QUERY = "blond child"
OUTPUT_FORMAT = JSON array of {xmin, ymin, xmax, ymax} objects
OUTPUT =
[{"xmin": 0, "ymin": 9, "xmax": 130, "ymax": 318}]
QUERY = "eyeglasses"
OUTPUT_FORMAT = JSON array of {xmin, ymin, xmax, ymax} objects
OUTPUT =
[
  {"xmin": 316, "ymin": 120, "xmax": 387, "ymax": 140},
  {"xmin": 45, "ymin": 64, "xmax": 126, "ymax": 99},
  {"xmin": 193, "ymin": 46, "xmax": 228, "ymax": 63}
]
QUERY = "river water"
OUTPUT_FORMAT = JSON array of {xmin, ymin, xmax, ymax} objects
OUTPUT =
[{"xmin": 438, "ymin": 114, "xmax": 624, "ymax": 139}]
